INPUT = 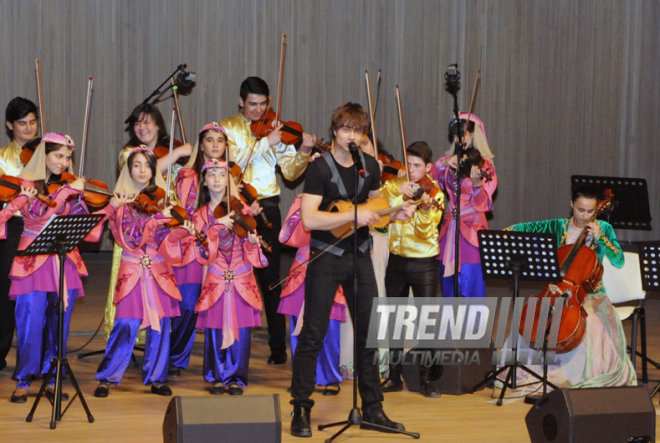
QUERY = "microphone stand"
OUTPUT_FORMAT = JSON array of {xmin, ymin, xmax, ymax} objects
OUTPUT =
[
  {"xmin": 318, "ymin": 147, "xmax": 419, "ymax": 442},
  {"xmin": 445, "ymin": 65, "xmax": 464, "ymax": 298},
  {"xmin": 123, "ymin": 64, "xmax": 190, "ymax": 123}
]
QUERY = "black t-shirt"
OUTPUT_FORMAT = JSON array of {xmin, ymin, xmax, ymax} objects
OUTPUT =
[{"xmin": 302, "ymin": 151, "xmax": 381, "ymax": 251}]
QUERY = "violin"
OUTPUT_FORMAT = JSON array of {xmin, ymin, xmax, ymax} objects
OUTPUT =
[
  {"xmin": 378, "ymin": 153, "xmax": 405, "ymax": 182},
  {"xmin": 19, "ymin": 137, "xmax": 42, "ymax": 167},
  {"xmin": 133, "ymin": 184, "xmax": 166, "ymax": 215},
  {"xmin": 46, "ymin": 171, "xmax": 115, "ymax": 209},
  {"xmin": 250, "ymin": 110, "xmax": 329, "ymax": 151},
  {"xmin": 458, "ymin": 147, "xmax": 493, "ymax": 182},
  {"xmin": 213, "ymin": 196, "xmax": 272, "ymax": 252},
  {"xmin": 518, "ymin": 190, "xmax": 615, "ymax": 353},
  {"xmin": 227, "ymin": 161, "xmax": 273, "ymax": 229},
  {"xmin": 415, "ymin": 175, "xmax": 443, "ymax": 210},
  {"xmin": 153, "ymin": 138, "xmax": 190, "ymax": 166},
  {"xmin": 165, "ymin": 204, "xmax": 208, "ymax": 247},
  {"xmin": 328, "ymin": 196, "xmax": 421, "ymax": 239},
  {"xmin": 0, "ymin": 174, "xmax": 55, "ymax": 208}
]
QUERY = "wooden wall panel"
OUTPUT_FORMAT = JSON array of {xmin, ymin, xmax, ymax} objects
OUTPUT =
[{"xmin": 0, "ymin": 0, "xmax": 658, "ymax": 250}]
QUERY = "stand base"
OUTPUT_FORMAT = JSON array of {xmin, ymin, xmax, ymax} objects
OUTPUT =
[
  {"xmin": 471, "ymin": 363, "xmax": 558, "ymax": 406},
  {"xmin": 318, "ymin": 408, "xmax": 420, "ymax": 442},
  {"xmin": 26, "ymin": 357, "xmax": 94, "ymax": 429}
]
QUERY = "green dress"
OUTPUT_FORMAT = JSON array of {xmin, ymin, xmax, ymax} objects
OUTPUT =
[{"xmin": 503, "ymin": 218, "xmax": 636, "ymax": 389}]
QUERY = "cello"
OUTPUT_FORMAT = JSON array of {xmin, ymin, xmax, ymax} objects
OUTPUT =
[{"xmin": 518, "ymin": 190, "xmax": 615, "ymax": 353}]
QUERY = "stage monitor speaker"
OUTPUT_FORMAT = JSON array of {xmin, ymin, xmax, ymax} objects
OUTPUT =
[
  {"xmin": 525, "ymin": 386, "xmax": 655, "ymax": 443},
  {"xmin": 401, "ymin": 348, "xmax": 494, "ymax": 395},
  {"xmin": 162, "ymin": 394, "xmax": 281, "ymax": 443}
]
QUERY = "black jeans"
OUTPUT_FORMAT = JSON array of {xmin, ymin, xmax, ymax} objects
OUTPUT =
[
  {"xmin": 0, "ymin": 216, "xmax": 23, "ymax": 365},
  {"xmin": 253, "ymin": 199, "xmax": 286, "ymax": 354},
  {"xmin": 385, "ymin": 254, "xmax": 440, "ymax": 366},
  {"xmin": 291, "ymin": 250, "xmax": 384, "ymax": 413}
]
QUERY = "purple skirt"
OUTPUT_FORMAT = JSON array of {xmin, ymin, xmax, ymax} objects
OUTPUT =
[
  {"xmin": 115, "ymin": 278, "xmax": 180, "ymax": 319},
  {"xmin": 172, "ymin": 261, "xmax": 203, "ymax": 285},
  {"xmin": 196, "ymin": 288, "xmax": 261, "ymax": 330},
  {"xmin": 10, "ymin": 257, "xmax": 84, "ymax": 299}
]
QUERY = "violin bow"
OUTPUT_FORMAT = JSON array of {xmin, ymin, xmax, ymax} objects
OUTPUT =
[
  {"xmin": 78, "ymin": 77, "xmax": 93, "ymax": 177},
  {"xmin": 463, "ymin": 70, "xmax": 481, "ymax": 147},
  {"xmin": 35, "ymin": 59, "xmax": 46, "ymax": 136},
  {"xmin": 365, "ymin": 70, "xmax": 380, "ymax": 159},
  {"xmin": 171, "ymin": 77, "xmax": 188, "ymax": 144},
  {"xmin": 276, "ymin": 34, "xmax": 286, "ymax": 120},
  {"xmin": 374, "ymin": 70, "xmax": 382, "ymax": 116},
  {"xmin": 165, "ymin": 108, "xmax": 177, "ymax": 204},
  {"xmin": 395, "ymin": 85, "xmax": 410, "ymax": 182}
]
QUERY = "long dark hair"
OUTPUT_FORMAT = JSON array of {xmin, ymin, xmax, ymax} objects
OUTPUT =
[
  {"xmin": 124, "ymin": 103, "xmax": 169, "ymax": 148},
  {"xmin": 195, "ymin": 166, "xmax": 229, "ymax": 212},
  {"xmin": 127, "ymin": 150, "xmax": 158, "ymax": 188},
  {"xmin": 37, "ymin": 143, "xmax": 73, "ymax": 195},
  {"xmin": 194, "ymin": 129, "xmax": 228, "ymax": 177}
]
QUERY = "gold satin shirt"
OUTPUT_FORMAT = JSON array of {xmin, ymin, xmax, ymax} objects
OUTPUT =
[
  {"xmin": 380, "ymin": 175, "xmax": 445, "ymax": 258},
  {"xmin": 0, "ymin": 141, "xmax": 25, "ymax": 216},
  {"xmin": 220, "ymin": 113, "xmax": 310, "ymax": 199}
]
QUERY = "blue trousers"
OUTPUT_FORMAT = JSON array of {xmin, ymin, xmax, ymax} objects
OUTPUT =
[
  {"xmin": 439, "ymin": 262, "xmax": 486, "ymax": 298},
  {"xmin": 169, "ymin": 283, "xmax": 201, "ymax": 369},
  {"xmin": 290, "ymin": 316, "xmax": 342, "ymax": 386},
  {"xmin": 13, "ymin": 290, "xmax": 77, "ymax": 388},
  {"xmin": 203, "ymin": 328, "xmax": 251, "ymax": 388},
  {"xmin": 95, "ymin": 317, "xmax": 171, "ymax": 385}
]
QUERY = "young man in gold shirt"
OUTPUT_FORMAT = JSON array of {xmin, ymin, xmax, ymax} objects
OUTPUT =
[
  {"xmin": 379, "ymin": 141, "xmax": 445, "ymax": 398},
  {"xmin": 0, "ymin": 97, "xmax": 38, "ymax": 372},
  {"xmin": 220, "ymin": 77, "xmax": 317, "ymax": 365}
]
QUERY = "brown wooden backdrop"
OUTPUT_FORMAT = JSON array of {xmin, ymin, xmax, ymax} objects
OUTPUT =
[{"xmin": 1, "ymin": 0, "xmax": 658, "ymax": 249}]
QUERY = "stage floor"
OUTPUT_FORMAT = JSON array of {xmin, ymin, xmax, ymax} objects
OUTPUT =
[{"xmin": 1, "ymin": 251, "xmax": 659, "ymax": 442}]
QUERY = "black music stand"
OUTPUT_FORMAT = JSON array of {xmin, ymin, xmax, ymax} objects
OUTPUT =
[
  {"xmin": 23, "ymin": 214, "xmax": 104, "ymax": 429},
  {"xmin": 470, "ymin": 230, "xmax": 561, "ymax": 405},
  {"xmin": 638, "ymin": 242, "xmax": 660, "ymax": 397},
  {"xmin": 571, "ymin": 175, "xmax": 652, "ymax": 230}
]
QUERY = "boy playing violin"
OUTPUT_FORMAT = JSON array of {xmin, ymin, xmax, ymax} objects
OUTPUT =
[
  {"xmin": 220, "ymin": 77, "xmax": 316, "ymax": 365},
  {"xmin": 0, "ymin": 98, "xmax": 39, "ymax": 372},
  {"xmin": 379, "ymin": 141, "xmax": 445, "ymax": 397}
]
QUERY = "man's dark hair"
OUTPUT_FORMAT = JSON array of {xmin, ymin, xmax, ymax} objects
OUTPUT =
[
  {"xmin": 5, "ymin": 97, "xmax": 38, "ymax": 124},
  {"xmin": 239, "ymin": 77, "xmax": 270, "ymax": 101},
  {"xmin": 407, "ymin": 141, "xmax": 433, "ymax": 164},
  {"xmin": 5, "ymin": 97, "xmax": 38, "ymax": 139},
  {"xmin": 572, "ymin": 186, "xmax": 599, "ymax": 202}
]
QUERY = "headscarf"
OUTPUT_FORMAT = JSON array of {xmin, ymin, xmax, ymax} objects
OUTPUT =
[
  {"xmin": 19, "ymin": 132, "xmax": 75, "ymax": 181},
  {"xmin": 445, "ymin": 113, "xmax": 494, "ymax": 167},
  {"xmin": 183, "ymin": 122, "xmax": 228, "ymax": 169},
  {"xmin": 114, "ymin": 145, "xmax": 167, "ymax": 195}
]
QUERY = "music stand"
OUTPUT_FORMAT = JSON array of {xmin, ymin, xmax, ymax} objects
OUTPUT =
[
  {"xmin": 23, "ymin": 214, "xmax": 104, "ymax": 429},
  {"xmin": 470, "ymin": 230, "xmax": 561, "ymax": 405},
  {"xmin": 571, "ymin": 175, "xmax": 652, "ymax": 230},
  {"xmin": 638, "ymin": 242, "xmax": 660, "ymax": 397}
]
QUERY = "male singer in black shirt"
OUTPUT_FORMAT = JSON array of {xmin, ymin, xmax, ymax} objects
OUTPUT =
[{"xmin": 289, "ymin": 103, "xmax": 414, "ymax": 437}]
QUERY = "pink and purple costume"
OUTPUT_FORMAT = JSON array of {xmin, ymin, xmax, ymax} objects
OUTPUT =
[
  {"xmin": 4, "ymin": 184, "xmax": 111, "ymax": 389},
  {"xmin": 277, "ymin": 196, "xmax": 346, "ymax": 386},
  {"xmin": 431, "ymin": 154, "xmax": 497, "ymax": 297},
  {"xmin": 168, "ymin": 167, "xmax": 204, "ymax": 370},
  {"xmin": 192, "ymin": 204, "xmax": 267, "ymax": 388},
  {"xmin": 95, "ymin": 204, "xmax": 186, "ymax": 386}
]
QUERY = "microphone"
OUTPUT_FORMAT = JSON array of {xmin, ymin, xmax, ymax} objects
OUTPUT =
[
  {"xmin": 175, "ymin": 68, "xmax": 196, "ymax": 88},
  {"xmin": 348, "ymin": 142, "xmax": 365, "ymax": 178}
]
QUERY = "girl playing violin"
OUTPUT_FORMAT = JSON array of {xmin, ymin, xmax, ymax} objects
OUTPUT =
[
  {"xmin": 189, "ymin": 158, "xmax": 267, "ymax": 396},
  {"xmin": 7, "ymin": 133, "xmax": 128, "ymax": 403},
  {"xmin": 168, "ymin": 122, "xmax": 256, "ymax": 377},
  {"xmin": 430, "ymin": 113, "xmax": 497, "ymax": 298},
  {"xmin": 94, "ymin": 145, "xmax": 194, "ymax": 398}
]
